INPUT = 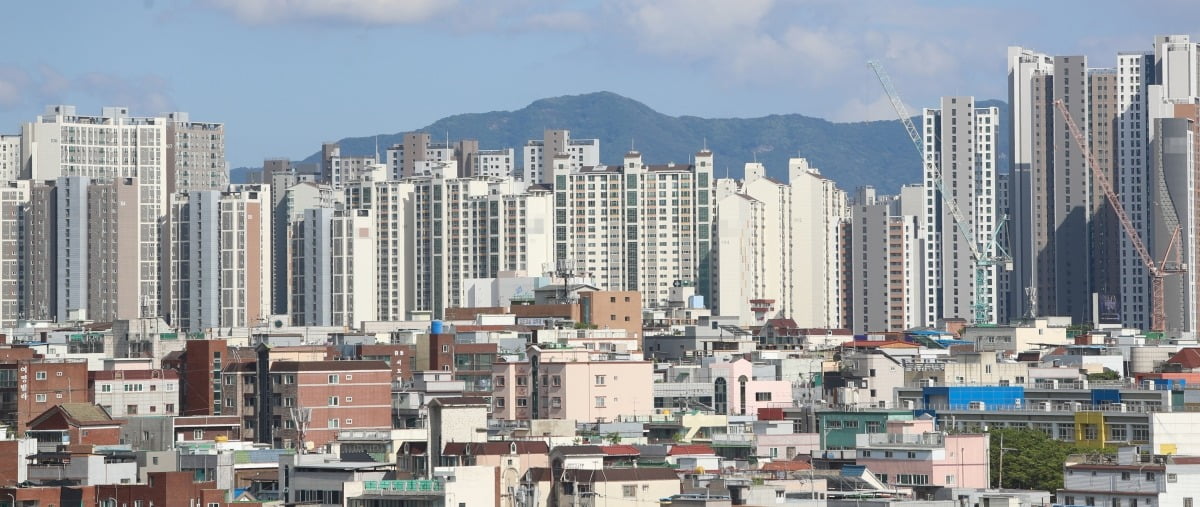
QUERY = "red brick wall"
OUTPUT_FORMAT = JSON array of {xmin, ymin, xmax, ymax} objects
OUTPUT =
[
  {"xmin": 280, "ymin": 368, "xmax": 392, "ymax": 448},
  {"xmin": 182, "ymin": 340, "xmax": 228, "ymax": 416},
  {"xmin": 12, "ymin": 360, "xmax": 89, "ymax": 433}
]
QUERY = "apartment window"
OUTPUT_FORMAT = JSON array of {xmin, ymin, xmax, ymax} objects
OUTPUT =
[
  {"xmin": 345, "ymin": 419, "xmax": 353, "ymax": 425},
  {"xmin": 328, "ymin": 396, "xmax": 340, "ymax": 406},
  {"xmin": 595, "ymin": 396, "xmax": 606, "ymax": 408},
  {"xmin": 328, "ymin": 374, "xmax": 339, "ymax": 384},
  {"xmin": 193, "ymin": 429, "xmax": 204, "ymax": 440},
  {"xmin": 551, "ymin": 397, "xmax": 562, "ymax": 408},
  {"xmin": 495, "ymin": 376, "xmax": 505, "ymax": 387},
  {"xmin": 166, "ymin": 404, "xmax": 175, "ymax": 413},
  {"xmin": 516, "ymin": 376, "xmax": 527, "ymax": 386},
  {"xmin": 516, "ymin": 398, "xmax": 528, "ymax": 407},
  {"xmin": 328, "ymin": 419, "xmax": 340, "ymax": 429},
  {"xmin": 35, "ymin": 371, "xmax": 47, "ymax": 380},
  {"xmin": 551, "ymin": 375, "xmax": 561, "ymax": 387},
  {"xmin": 623, "ymin": 485, "xmax": 636, "ymax": 498},
  {"xmin": 595, "ymin": 375, "xmax": 606, "ymax": 385},
  {"xmin": 102, "ymin": 384, "xmax": 113, "ymax": 393},
  {"xmin": 35, "ymin": 394, "xmax": 47, "ymax": 403}
]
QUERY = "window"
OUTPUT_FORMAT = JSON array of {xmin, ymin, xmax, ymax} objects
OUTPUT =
[
  {"xmin": 101, "ymin": 384, "xmax": 112, "ymax": 393},
  {"xmin": 345, "ymin": 396, "xmax": 353, "ymax": 403},
  {"xmin": 345, "ymin": 419, "xmax": 353, "ymax": 425},
  {"xmin": 35, "ymin": 393, "xmax": 47, "ymax": 402},
  {"xmin": 328, "ymin": 418, "xmax": 340, "ymax": 429},
  {"xmin": 552, "ymin": 375, "xmax": 561, "ymax": 387},
  {"xmin": 328, "ymin": 374, "xmax": 339, "ymax": 384},
  {"xmin": 193, "ymin": 429, "xmax": 204, "ymax": 440},
  {"xmin": 1146, "ymin": 472, "xmax": 1156, "ymax": 481},
  {"xmin": 496, "ymin": 397, "xmax": 505, "ymax": 408},
  {"xmin": 595, "ymin": 396, "xmax": 606, "ymax": 407},
  {"xmin": 495, "ymin": 376, "xmax": 505, "ymax": 387},
  {"xmin": 595, "ymin": 375, "xmax": 606, "ymax": 385},
  {"xmin": 755, "ymin": 392, "xmax": 772, "ymax": 401},
  {"xmin": 516, "ymin": 398, "xmax": 528, "ymax": 407},
  {"xmin": 516, "ymin": 377, "xmax": 527, "ymax": 386},
  {"xmin": 1121, "ymin": 472, "xmax": 1131, "ymax": 480},
  {"xmin": 166, "ymin": 404, "xmax": 175, "ymax": 413},
  {"xmin": 863, "ymin": 450, "xmax": 872, "ymax": 457},
  {"xmin": 623, "ymin": 485, "xmax": 636, "ymax": 498},
  {"xmin": 328, "ymin": 396, "xmax": 340, "ymax": 406},
  {"xmin": 35, "ymin": 371, "xmax": 47, "ymax": 380},
  {"xmin": 551, "ymin": 397, "xmax": 562, "ymax": 408}
]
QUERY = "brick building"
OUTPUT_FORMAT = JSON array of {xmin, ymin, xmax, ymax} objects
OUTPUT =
[
  {"xmin": 178, "ymin": 339, "xmax": 228, "ymax": 416},
  {"xmin": 26, "ymin": 403, "xmax": 123, "ymax": 449},
  {"xmin": 263, "ymin": 360, "xmax": 392, "ymax": 449},
  {"xmin": 0, "ymin": 357, "xmax": 89, "ymax": 433}
]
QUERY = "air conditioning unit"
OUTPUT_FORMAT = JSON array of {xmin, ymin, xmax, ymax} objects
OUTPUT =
[
  {"xmin": 968, "ymin": 401, "xmax": 986, "ymax": 410},
  {"xmin": 1039, "ymin": 401, "xmax": 1053, "ymax": 411},
  {"xmin": 918, "ymin": 379, "xmax": 933, "ymax": 388},
  {"xmin": 902, "ymin": 400, "xmax": 915, "ymax": 410},
  {"xmin": 1143, "ymin": 380, "xmax": 1157, "ymax": 390}
]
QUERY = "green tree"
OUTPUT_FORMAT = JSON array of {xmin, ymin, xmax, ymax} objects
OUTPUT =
[
  {"xmin": 1087, "ymin": 368, "xmax": 1120, "ymax": 381},
  {"xmin": 606, "ymin": 432, "xmax": 622, "ymax": 444},
  {"xmin": 989, "ymin": 428, "xmax": 1112, "ymax": 492}
]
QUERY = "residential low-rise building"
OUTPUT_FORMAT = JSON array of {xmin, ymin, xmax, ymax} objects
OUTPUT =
[
  {"xmin": 492, "ymin": 345, "xmax": 652, "ymax": 422},
  {"xmin": 88, "ymin": 369, "xmax": 179, "ymax": 417}
]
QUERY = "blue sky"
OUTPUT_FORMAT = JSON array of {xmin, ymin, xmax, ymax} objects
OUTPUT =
[{"xmin": 0, "ymin": 0, "xmax": 1194, "ymax": 167}]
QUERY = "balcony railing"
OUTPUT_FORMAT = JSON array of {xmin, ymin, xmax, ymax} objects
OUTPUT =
[
  {"xmin": 361, "ymin": 480, "xmax": 443, "ymax": 495},
  {"xmin": 863, "ymin": 432, "xmax": 945, "ymax": 448}
]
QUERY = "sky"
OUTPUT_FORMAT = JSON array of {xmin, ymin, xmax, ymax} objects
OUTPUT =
[{"xmin": 0, "ymin": 0, "xmax": 1195, "ymax": 167}]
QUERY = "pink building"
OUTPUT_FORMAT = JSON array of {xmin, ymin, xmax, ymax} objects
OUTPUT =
[
  {"xmin": 853, "ymin": 417, "xmax": 989, "ymax": 489},
  {"xmin": 706, "ymin": 358, "xmax": 793, "ymax": 416},
  {"xmin": 492, "ymin": 345, "xmax": 652, "ymax": 422}
]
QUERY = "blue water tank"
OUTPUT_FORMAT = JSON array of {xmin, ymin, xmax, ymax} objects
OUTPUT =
[{"xmin": 431, "ymin": 320, "xmax": 444, "ymax": 334}]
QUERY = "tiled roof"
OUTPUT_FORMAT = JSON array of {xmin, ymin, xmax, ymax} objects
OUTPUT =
[
  {"xmin": 60, "ymin": 403, "xmax": 115, "ymax": 424},
  {"xmin": 526, "ymin": 467, "xmax": 678, "ymax": 483},
  {"xmin": 667, "ymin": 444, "xmax": 716, "ymax": 456},
  {"xmin": 551, "ymin": 445, "xmax": 604, "ymax": 455},
  {"xmin": 600, "ymin": 445, "xmax": 640, "ymax": 456},
  {"xmin": 1167, "ymin": 348, "xmax": 1200, "ymax": 369}
]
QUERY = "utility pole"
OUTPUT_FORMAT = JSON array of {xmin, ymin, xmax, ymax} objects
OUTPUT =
[{"xmin": 997, "ymin": 433, "xmax": 1017, "ymax": 489}]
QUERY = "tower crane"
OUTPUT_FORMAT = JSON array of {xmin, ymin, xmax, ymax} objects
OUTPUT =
[
  {"xmin": 868, "ymin": 60, "xmax": 1012, "ymax": 325},
  {"xmin": 1053, "ymin": 99, "xmax": 1185, "ymax": 332}
]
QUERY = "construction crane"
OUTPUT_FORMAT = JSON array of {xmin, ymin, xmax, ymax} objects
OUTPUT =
[
  {"xmin": 868, "ymin": 60, "xmax": 1012, "ymax": 325},
  {"xmin": 1053, "ymin": 99, "xmax": 1185, "ymax": 333}
]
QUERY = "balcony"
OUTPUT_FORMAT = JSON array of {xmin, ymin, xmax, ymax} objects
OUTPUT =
[
  {"xmin": 861, "ymin": 432, "xmax": 945, "ymax": 448},
  {"xmin": 360, "ymin": 480, "xmax": 443, "ymax": 496}
]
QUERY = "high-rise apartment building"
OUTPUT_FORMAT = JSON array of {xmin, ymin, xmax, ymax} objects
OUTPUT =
[
  {"xmin": 713, "ymin": 176, "xmax": 766, "ymax": 325},
  {"xmin": 386, "ymin": 133, "xmax": 487, "ymax": 180},
  {"xmin": 0, "ymin": 134, "xmax": 19, "ymax": 181},
  {"xmin": 524, "ymin": 129, "xmax": 600, "ymax": 184},
  {"xmin": 735, "ymin": 159, "xmax": 847, "ymax": 328},
  {"xmin": 269, "ymin": 177, "xmax": 335, "ymax": 316},
  {"xmin": 170, "ymin": 185, "xmax": 272, "ymax": 331},
  {"xmin": 164, "ymin": 112, "xmax": 227, "ymax": 193},
  {"xmin": 550, "ymin": 149, "xmax": 716, "ymax": 309},
  {"xmin": 846, "ymin": 185, "xmax": 926, "ymax": 333},
  {"xmin": 291, "ymin": 207, "xmax": 334, "ymax": 326},
  {"xmin": 923, "ymin": 97, "xmax": 1000, "ymax": 324},
  {"xmin": 1151, "ymin": 107, "xmax": 1200, "ymax": 336},
  {"xmin": 409, "ymin": 162, "xmax": 554, "ymax": 317},
  {"xmin": 331, "ymin": 208, "xmax": 377, "ymax": 327},
  {"xmin": 0, "ymin": 181, "xmax": 28, "ymax": 326},
  {"xmin": 366, "ymin": 181, "xmax": 416, "ymax": 321}
]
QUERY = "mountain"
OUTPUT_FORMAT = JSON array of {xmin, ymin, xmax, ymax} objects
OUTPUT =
[{"xmin": 281, "ymin": 91, "xmax": 1009, "ymax": 194}]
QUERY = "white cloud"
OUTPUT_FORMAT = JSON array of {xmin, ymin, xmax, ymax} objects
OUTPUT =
[
  {"xmin": 614, "ymin": 0, "xmax": 775, "ymax": 58},
  {"xmin": 831, "ymin": 94, "xmax": 915, "ymax": 123},
  {"xmin": 0, "ymin": 65, "xmax": 173, "ymax": 115},
  {"xmin": 203, "ymin": 0, "xmax": 456, "ymax": 25}
]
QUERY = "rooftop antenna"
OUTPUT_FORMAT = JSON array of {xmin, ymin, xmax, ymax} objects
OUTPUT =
[
  {"xmin": 631, "ymin": 139, "xmax": 635, "ymax": 152},
  {"xmin": 703, "ymin": 137, "xmax": 708, "ymax": 151},
  {"xmin": 374, "ymin": 135, "xmax": 379, "ymax": 162}
]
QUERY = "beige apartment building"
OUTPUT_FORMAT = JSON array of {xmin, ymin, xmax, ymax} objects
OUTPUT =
[{"xmin": 491, "ymin": 345, "xmax": 652, "ymax": 422}]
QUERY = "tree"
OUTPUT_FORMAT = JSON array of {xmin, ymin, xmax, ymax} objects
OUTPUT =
[
  {"xmin": 606, "ymin": 432, "xmax": 622, "ymax": 444},
  {"xmin": 1087, "ymin": 368, "xmax": 1120, "ymax": 381},
  {"xmin": 989, "ymin": 428, "xmax": 1112, "ymax": 492}
]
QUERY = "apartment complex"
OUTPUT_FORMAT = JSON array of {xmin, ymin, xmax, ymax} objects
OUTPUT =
[{"xmin": 847, "ymin": 185, "xmax": 926, "ymax": 333}]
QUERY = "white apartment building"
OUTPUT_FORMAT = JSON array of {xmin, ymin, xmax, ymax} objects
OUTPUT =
[
  {"xmin": 170, "ymin": 185, "xmax": 272, "ymax": 331},
  {"xmin": 271, "ymin": 181, "xmax": 336, "ymax": 315},
  {"xmin": 524, "ymin": 129, "xmax": 600, "ymax": 184},
  {"xmin": 91, "ymin": 369, "xmax": 180, "ymax": 418},
  {"xmin": 331, "ymin": 207, "xmax": 378, "ymax": 327},
  {"xmin": 0, "ymin": 134, "xmax": 19, "ymax": 181},
  {"xmin": 737, "ymin": 159, "xmax": 847, "ymax": 328},
  {"xmin": 923, "ymin": 97, "xmax": 1000, "ymax": 325},
  {"xmin": 471, "ymin": 148, "xmax": 516, "ymax": 178},
  {"xmin": 386, "ymin": 133, "xmax": 455, "ymax": 180},
  {"xmin": 713, "ymin": 184, "xmax": 766, "ymax": 326},
  {"xmin": 0, "ymin": 181, "xmax": 29, "ymax": 327},
  {"xmin": 368, "ymin": 181, "xmax": 416, "ymax": 321},
  {"xmin": 550, "ymin": 149, "xmax": 716, "ymax": 308},
  {"xmin": 409, "ymin": 162, "xmax": 553, "ymax": 317}
]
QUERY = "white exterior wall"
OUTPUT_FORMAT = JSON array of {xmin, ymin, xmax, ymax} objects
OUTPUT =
[
  {"xmin": 714, "ymin": 191, "xmax": 765, "ymax": 325},
  {"xmin": 332, "ymin": 208, "xmax": 377, "ymax": 327},
  {"xmin": 1118, "ymin": 53, "xmax": 1153, "ymax": 329},
  {"xmin": 372, "ymin": 181, "xmax": 415, "ymax": 321},
  {"xmin": 0, "ymin": 134, "xmax": 19, "ymax": 181},
  {"xmin": 0, "ymin": 181, "xmax": 29, "ymax": 326},
  {"xmin": 93, "ymin": 377, "xmax": 180, "ymax": 417},
  {"xmin": 922, "ymin": 99, "xmax": 999, "ymax": 324},
  {"xmin": 472, "ymin": 149, "xmax": 515, "ymax": 178},
  {"xmin": 523, "ymin": 130, "xmax": 599, "ymax": 184}
]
